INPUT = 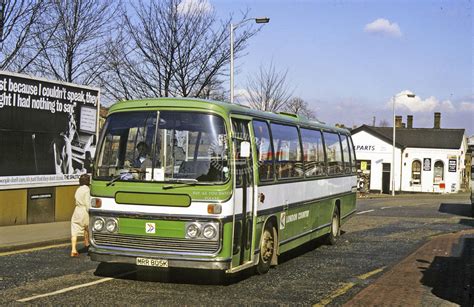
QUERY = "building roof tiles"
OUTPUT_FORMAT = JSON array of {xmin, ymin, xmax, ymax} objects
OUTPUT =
[{"xmin": 352, "ymin": 125, "xmax": 465, "ymax": 149}]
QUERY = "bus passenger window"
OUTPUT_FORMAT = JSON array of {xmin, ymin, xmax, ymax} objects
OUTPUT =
[
  {"xmin": 348, "ymin": 136, "xmax": 357, "ymax": 173},
  {"xmin": 339, "ymin": 134, "xmax": 351, "ymax": 174},
  {"xmin": 300, "ymin": 128, "xmax": 326, "ymax": 176},
  {"xmin": 252, "ymin": 121, "xmax": 274, "ymax": 181},
  {"xmin": 322, "ymin": 132, "xmax": 343, "ymax": 175},
  {"xmin": 270, "ymin": 123, "xmax": 302, "ymax": 179}
]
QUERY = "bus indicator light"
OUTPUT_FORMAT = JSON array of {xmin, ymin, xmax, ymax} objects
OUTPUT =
[
  {"xmin": 91, "ymin": 198, "xmax": 102, "ymax": 208},
  {"xmin": 207, "ymin": 204, "xmax": 222, "ymax": 214}
]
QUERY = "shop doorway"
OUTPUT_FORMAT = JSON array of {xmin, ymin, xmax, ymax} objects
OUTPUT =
[{"xmin": 382, "ymin": 163, "xmax": 391, "ymax": 194}]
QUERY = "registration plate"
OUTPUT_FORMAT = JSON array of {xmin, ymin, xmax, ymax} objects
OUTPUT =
[{"xmin": 136, "ymin": 257, "xmax": 168, "ymax": 268}]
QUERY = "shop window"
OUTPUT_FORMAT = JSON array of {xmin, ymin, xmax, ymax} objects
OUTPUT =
[
  {"xmin": 270, "ymin": 123, "xmax": 302, "ymax": 178},
  {"xmin": 411, "ymin": 160, "xmax": 421, "ymax": 185},
  {"xmin": 356, "ymin": 160, "xmax": 371, "ymax": 193},
  {"xmin": 356, "ymin": 160, "xmax": 371, "ymax": 172},
  {"xmin": 433, "ymin": 161, "xmax": 444, "ymax": 183}
]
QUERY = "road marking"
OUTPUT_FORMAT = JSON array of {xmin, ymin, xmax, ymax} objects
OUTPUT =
[
  {"xmin": 17, "ymin": 270, "xmax": 137, "ymax": 302},
  {"xmin": 356, "ymin": 267, "xmax": 385, "ymax": 280},
  {"xmin": 313, "ymin": 267, "xmax": 385, "ymax": 307},
  {"xmin": 313, "ymin": 282, "xmax": 355, "ymax": 307},
  {"xmin": 0, "ymin": 243, "xmax": 70, "ymax": 257},
  {"xmin": 356, "ymin": 209, "xmax": 374, "ymax": 215}
]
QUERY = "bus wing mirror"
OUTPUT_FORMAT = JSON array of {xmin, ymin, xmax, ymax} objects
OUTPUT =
[{"xmin": 240, "ymin": 141, "xmax": 251, "ymax": 158}]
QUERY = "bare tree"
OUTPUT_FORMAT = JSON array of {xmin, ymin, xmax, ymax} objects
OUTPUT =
[
  {"xmin": 246, "ymin": 62, "xmax": 293, "ymax": 112},
  {"xmin": 0, "ymin": 0, "xmax": 50, "ymax": 72},
  {"xmin": 33, "ymin": 0, "xmax": 119, "ymax": 85},
  {"xmin": 101, "ymin": 0, "xmax": 259, "ymax": 101},
  {"xmin": 197, "ymin": 75, "xmax": 227, "ymax": 101},
  {"xmin": 283, "ymin": 97, "xmax": 316, "ymax": 119}
]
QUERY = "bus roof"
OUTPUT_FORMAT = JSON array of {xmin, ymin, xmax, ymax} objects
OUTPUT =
[{"xmin": 107, "ymin": 97, "xmax": 350, "ymax": 134}]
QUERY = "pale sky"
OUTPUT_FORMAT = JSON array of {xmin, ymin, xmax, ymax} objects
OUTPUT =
[{"xmin": 211, "ymin": 0, "xmax": 473, "ymax": 135}]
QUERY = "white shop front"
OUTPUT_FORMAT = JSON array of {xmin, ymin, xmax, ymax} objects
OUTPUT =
[{"xmin": 351, "ymin": 114, "xmax": 466, "ymax": 194}]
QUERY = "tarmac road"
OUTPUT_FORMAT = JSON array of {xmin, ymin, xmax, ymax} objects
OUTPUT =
[{"xmin": 0, "ymin": 193, "xmax": 472, "ymax": 306}]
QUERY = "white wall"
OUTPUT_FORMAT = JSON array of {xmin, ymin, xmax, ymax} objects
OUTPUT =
[{"xmin": 352, "ymin": 131, "xmax": 402, "ymax": 192}]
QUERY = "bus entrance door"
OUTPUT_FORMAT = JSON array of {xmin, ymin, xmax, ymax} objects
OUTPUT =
[{"xmin": 231, "ymin": 118, "xmax": 256, "ymax": 270}]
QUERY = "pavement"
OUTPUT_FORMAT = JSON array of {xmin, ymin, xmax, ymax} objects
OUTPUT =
[
  {"xmin": 345, "ymin": 229, "xmax": 474, "ymax": 306},
  {"xmin": 0, "ymin": 200, "xmax": 473, "ymax": 305},
  {"xmin": 0, "ymin": 221, "xmax": 72, "ymax": 253}
]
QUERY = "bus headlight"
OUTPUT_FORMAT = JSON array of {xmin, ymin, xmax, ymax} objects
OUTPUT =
[
  {"xmin": 186, "ymin": 223, "xmax": 201, "ymax": 239},
  {"xmin": 202, "ymin": 224, "xmax": 217, "ymax": 239},
  {"xmin": 93, "ymin": 217, "xmax": 105, "ymax": 232},
  {"xmin": 105, "ymin": 218, "xmax": 118, "ymax": 233}
]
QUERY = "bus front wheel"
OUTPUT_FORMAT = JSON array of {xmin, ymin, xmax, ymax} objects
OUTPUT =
[
  {"xmin": 256, "ymin": 223, "xmax": 276, "ymax": 275},
  {"xmin": 324, "ymin": 207, "xmax": 340, "ymax": 245}
]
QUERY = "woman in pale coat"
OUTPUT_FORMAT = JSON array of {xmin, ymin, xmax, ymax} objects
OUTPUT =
[{"xmin": 70, "ymin": 174, "xmax": 91, "ymax": 257}]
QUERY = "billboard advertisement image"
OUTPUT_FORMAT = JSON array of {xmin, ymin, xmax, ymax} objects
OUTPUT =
[{"xmin": 0, "ymin": 71, "xmax": 100, "ymax": 188}]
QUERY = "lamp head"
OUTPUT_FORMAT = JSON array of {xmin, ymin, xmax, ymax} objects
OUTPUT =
[{"xmin": 255, "ymin": 17, "xmax": 270, "ymax": 24}]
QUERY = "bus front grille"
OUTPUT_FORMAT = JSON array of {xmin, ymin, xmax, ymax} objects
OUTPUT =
[{"xmin": 92, "ymin": 232, "xmax": 219, "ymax": 254}]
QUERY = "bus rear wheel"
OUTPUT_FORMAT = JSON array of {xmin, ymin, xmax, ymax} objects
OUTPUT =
[
  {"xmin": 256, "ymin": 223, "xmax": 275, "ymax": 275},
  {"xmin": 324, "ymin": 207, "xmax": 340, "ymax": 245}
]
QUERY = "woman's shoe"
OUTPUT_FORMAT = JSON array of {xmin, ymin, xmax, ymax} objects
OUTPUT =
[{"xmin": 70, "ymin": 252, "xmax": 80, "ymax": 257}]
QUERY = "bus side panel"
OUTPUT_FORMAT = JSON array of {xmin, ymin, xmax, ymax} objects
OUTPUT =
[
  {"xmin": 318, "ymin": 198, "xmax": 334, "ymax": 233},
  {"xmin": 340, "ymin": 192, "xmax": 357, "ymax": 223},
  {"xmin": 281, "ymin": 203, "xmax": 311, "ymax": 241},
  {"xmin": 278, "ymin": 203, "xmax": 314, "ymax": 254}
]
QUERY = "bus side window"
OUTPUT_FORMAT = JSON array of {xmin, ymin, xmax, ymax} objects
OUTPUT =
[
  {"xmin": 270, "ymin": 123, "xmax": 303, "ymax": 179},
  {"xmin": 339, "ymin": 134, "xmax": 351, "ymax": 174},
  {"xmin": 252, "ymin": 120, "xmax": 274, "ymax": 181},
  {"xmin": 322, "ymin": 131, "xmax": 343, "ymax": 175},
  {"xmin": 348, "ymin": 136, "xmax": 357, "ymax": 173},
  {"xmin": 300, "ymin": 128, "xmax": 326, "ymax": 176}
]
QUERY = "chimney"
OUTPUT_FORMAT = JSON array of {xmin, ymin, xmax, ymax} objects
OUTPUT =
[
  {"xmin": 434, "ymin": 112, "xmax": 441, "ymax": 129},
  {"xmin": 407, "ymin": 115, "xmax": 413, "ymax": 128},
  {"xmin": 395, "ymin": 115, "xmax": 403, "ymax": 128}
]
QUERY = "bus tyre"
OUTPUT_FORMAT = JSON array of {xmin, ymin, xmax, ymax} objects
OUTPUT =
[
  {"xmin": 324, "ymin": 207, "xmax": 340, "ymax": 245},
  {"xmin": 256, "ymin": 223, "xmax": 276, "ymax": 275}
]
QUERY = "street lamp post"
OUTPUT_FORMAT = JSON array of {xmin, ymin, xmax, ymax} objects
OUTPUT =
[
  {"xmin": 230, "ymin": 17, "xmax": 269, "ymax": 103},
  {"xmin": 391, "ymin": 92, "xmax": 416, "ymax": 196}
]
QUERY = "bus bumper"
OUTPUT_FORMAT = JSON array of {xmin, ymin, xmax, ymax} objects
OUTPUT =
[{"xmin": 89, "ymin": 247, "xmax": 232, "ymax": 270}]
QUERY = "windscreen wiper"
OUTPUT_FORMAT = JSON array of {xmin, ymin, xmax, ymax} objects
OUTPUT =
[
  {"xmin": 106, "ymin": 174, "xmax": 123, "ymax": 186},
  {"xmin": 162, "ymin": 178, "xmax": 198, "ymax": 190},
  {"xmin": 162, "ymin": 179, "xmax": 222, "ymax": 190}
]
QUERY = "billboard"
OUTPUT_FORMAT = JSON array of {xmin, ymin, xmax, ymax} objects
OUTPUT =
[{"xmin": 0, "ymin": 71, "xmax": 99, "ymax": 188}]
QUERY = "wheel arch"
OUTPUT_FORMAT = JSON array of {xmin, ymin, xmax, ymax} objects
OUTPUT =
[{"xmin": 259, "ymin": 214, "xmax": 279, "ymax": 266}]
